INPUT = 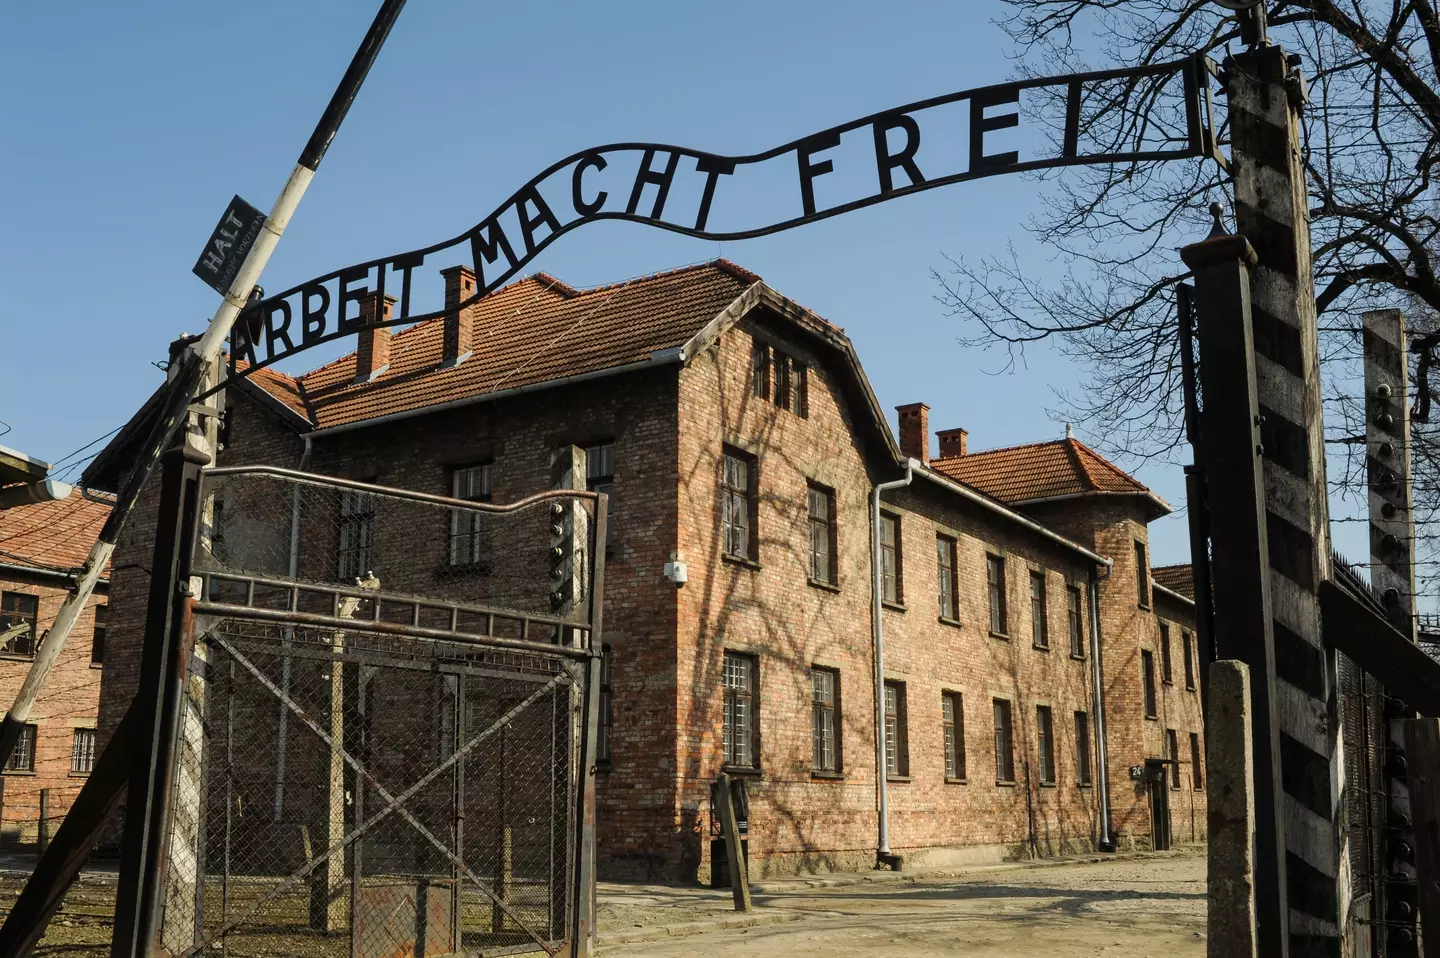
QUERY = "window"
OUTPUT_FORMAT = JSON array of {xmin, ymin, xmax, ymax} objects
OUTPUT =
[
  {"xmin": 1135, "ymin": 540, "xmax": 1149, "ymax": 607},
  {"xmin": 449, "ymin": 464, "xmax": 492, "ymax": 566},
  {"xmin": 597, "ymin": 645, "xmax": 613, "ymax": 768},
  {"xmin": 1142, "ymin": 650, "xmax": 1158, "ymax": 718},
  {"xmin": 586, "ymin": 443, "xmax": 615, "ymax": 549},
  {"xmin": 883, "ymin": 681, "xmax": 908, "ymax": 776},
  {"xmin": 1036, "ymin": 705, "xmax": 1056, "ymax": 784},
  {"xmin": 752, "ymin": 339, "xmax": 771, "ymax": 399},
  {"xmin": 993, "ymin": 699, "xmax": 1015, "ymax": 781},
  {"xmin": 1074, "ymin": 711, "xmax": 1093, "ymax": 786},
  {"xmin": 0, "ymin": 592, "xmax": 38, "ymax": 658},
  {"xmin": 1067, "ymin": 586, "xmax": 1085, "ymax": 658},
  {"xmin": 71, "ymin": 728, "xmax": 97, "ymax": 774},
  {"xmin": 6, "ymin": 724, "xmax": 36, "ymax": 772},
  {"xmin": 1182, "ymin": 631, "xmax": 1196, "ymax": 690},
  {"xmin": 987, "ymin": 554, "xmax": 1007, "ymax": 634},
  {"xmin": 773, "ymin": 350, "xmax": 808, "ymax": 417},
  {"xmin": 1167, "ymin": 729, "xmax": 1181, "ymax": 788},
  {"xmin": 807, "ymin": 485, "xmax": 837, "ymax": 585},
  {"xmin": 937, "ymin": 535, "xmax": 958, "ymax": 621},
  {"xmin": 1030, "ymin": 572, "xmax": 1049, "ymax": 649},
  {"xmin": 942, "ymin": 692, "xmax": 966, "ymax": 780},
  {"xmin": 1160, "ymin": 623, "xmax": 1173, "ymax": 684},
  {"xmin": 720, "ymin": 450, "xmax": 756, "ymax": 561},
  {"xmin": 811, "ymin": 667, "xmax": 839, "ymax": 773},
  {"xmin": 91, "ymin": 603, "xmax": 106, "ymax": 665},
  {"xmin": 722, "ymin": 652, "xmax": 757, "ymax": 767},
  {"xmin": 880, "ymin": 513, "xmax": 902, "ymax": 604},
  {"xmin": 338, "ymin": 488, "xmax": 376, "ymax": 580},
  {"xmin": 1190, "ymin": 732, "xmax": 1204, "ymax": 789}
]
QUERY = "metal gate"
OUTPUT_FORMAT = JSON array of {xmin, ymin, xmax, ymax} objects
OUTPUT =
[{"xmin": 152, "ymin": 466, "xmax": 605, "ymax": 958}]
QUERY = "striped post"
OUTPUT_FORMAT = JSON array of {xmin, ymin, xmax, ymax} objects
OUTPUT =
[
  {"xmin": 1227, "ymin": 45, "xmax": 1344, "ymax": 957},
  {"xmin": 1362, "ymin": 307, "xmax": 1421, "ymax": 954}
]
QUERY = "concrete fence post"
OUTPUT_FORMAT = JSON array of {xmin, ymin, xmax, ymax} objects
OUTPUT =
[{"xmin": 1208, "ymin": 659, "xmax": 1257, "ymax": 958}]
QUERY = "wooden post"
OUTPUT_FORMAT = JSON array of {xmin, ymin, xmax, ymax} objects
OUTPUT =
[
  {"xmin": 1228, "ymin": 43, "xmax": 1343, "ymax": 956},
  {"xmin": 1403, "ymin": 719, "xmax": 1440, "ymax": 957},
  {"xmin": 1208, "ymin": 661, "xmax": 1257, "ymax": 958},
  {"xmin": 714, "ymin": 772, "xmax": 751, "ymax": 913},
  {"xmin": 1364, "ymin": 308, "xmax": 1422, "ymax": 954}
]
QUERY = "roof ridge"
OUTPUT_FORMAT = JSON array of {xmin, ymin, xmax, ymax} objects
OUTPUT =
[
  {"xmin": 933, "ymin": 436, "xmax": 1067, "ymax": 461},
  {"xmin": 1064, "ymin": 438, "xmax": 1102, "ymax": 493}
]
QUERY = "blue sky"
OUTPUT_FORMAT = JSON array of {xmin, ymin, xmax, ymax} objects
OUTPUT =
[{"xmin": 1, "ymin": 0, "xmax": 1330, "ymax": 569}]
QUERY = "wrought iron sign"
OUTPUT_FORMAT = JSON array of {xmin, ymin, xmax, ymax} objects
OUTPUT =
[{"xmin": 229, "ymin": 55, "xmax": 1218, "ymax": 375}]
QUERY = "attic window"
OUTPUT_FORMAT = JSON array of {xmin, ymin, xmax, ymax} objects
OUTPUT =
[{"xmin": 752, "ymin": 337, "xmax": 808, "ymax": 418}]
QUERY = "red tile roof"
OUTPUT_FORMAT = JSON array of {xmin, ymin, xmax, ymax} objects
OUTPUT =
[
  {"xmin": 1152, "ymin": 564, "xmax": 1195, "ymax": 601},
  {"xmin": 245, "ymin": 260, "xmax": 760, "ymax": 431},
  {"xmin": 0, "ymin": 490, "xmax": 112, "ymax": 575},
  {"xmin": 931, "ymin": 437, "xmax": 1168, "ymax": 514}
]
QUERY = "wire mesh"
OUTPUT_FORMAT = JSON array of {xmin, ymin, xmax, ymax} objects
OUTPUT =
[{"xmin": 151, "ymin": 468, "xmax": 603, "ymax": 958}]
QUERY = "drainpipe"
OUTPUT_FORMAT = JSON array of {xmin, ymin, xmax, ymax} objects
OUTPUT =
[
  {"xmin": 1088, "ymin": 559, "xmax": 1116, "ymax": 852},
  {"xmin": 871, "ymin": 458, "xmax": 915, "ymax": 860},
  {"xmin": 274, "ymin": 434, "xmax": 314, "ymax": 821}
]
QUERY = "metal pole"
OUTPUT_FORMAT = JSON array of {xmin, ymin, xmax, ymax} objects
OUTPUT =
[
  {"xmin": 1180, "ymin": 210, "xmax": 1289, "ymax": 956},
  {"xmin": 0, "ymin": 0, "xmax": 409, "ymax": 774}
]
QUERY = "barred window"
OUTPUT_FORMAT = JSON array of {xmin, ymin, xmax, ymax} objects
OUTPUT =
[
  {"xmin": 1036, "ymin": 706, "xmax": 1056, "ymax": 784},
  {"xmin": 1182, "ymin": 630, "xmax": 1196, "ymax": 690},
  {"xmin": 91, "ymin": 603, "xmax": 106, "ymax": 665},
  {"xmin": 1142, "ymin": 650, "xmax": 1158, "ymax": 718},
  {"xmin": 772, "ymin": 351, "xmax": 808, "ymax": 417},
  {"xmin": 0, "ymin": 592, "xmax": 38, "ymax": 658},
  {"xmin": 71, "ymin": 728, "xmax": 97, "ymax": 774},
  {"xmin": 1160, "ymin": 622, "xmax": 1173, "ymax": 684},
  {"xmin": 723, "ymin": 652, "xmax": 757, "ymax": 768},
  {"xmin": 993, "ymin": 699, "xmax": 1015, "ymax": 782},
  {"xmin": 752, "ymin": 339, "xmax": 771, "ymax": 399},
  {"xmin": 943, "ymin": 691, "xmax": 966, "ymax": 780},
  {"xmin": 807, "ymin": 485, "xmax": 836, "ymax": 585},
  {"xmin": 587, "ymin": 443, "xmax": 615, "ymax": 549},
  {"xmin": 1074, "ymin": 711, "xmax": 1093, "ymax": 786},
  {"xmin": 883, "ymin": 681, "xmax": 908, "ymax": 777},
  {"xmin": 880, "ymin": 513, "xmax": 902, "ymax": 604},
  {"xmin": 1135, "ymin": 540, "xmax": 1150, "ymax": 607},
  {"xmin": 1167, "ymin": 729, "xmax": 1181, "ymax": 788},
  {"xmin": 937, "ymin": 535, "xmax": 958, "ymax": 621},
  {"xmin": 449, "ymin": 463, "xmax": 492, "ymax": 566},
  {"xmin": 6, "ymin": 724, "xmax": 36, "ymax": 772},
  {"xmin": 811, "ymin": 667, "xmax": 839, "ymax": 773},
  {"xmin": 338, "ymin": 489, "xmax": 376, "ymax": 580},
  {"xmin": 987, "ymin": 555, "xmax": 1007, "ymax": 635},
  {"xmin": 1190, "ymin": 732, "xmax": 1204, "ymax": 790},
  {"xmin": 1030, "ymin": 572, "xmax": 1049, "ymax": 649},
  {"xmin": 1067, "ymin": 586, "xmax": 1085, "ymax": 658},
  {"xmin": 597, "ymin": 645, "xmax": 613, "ymax": 768},
  {"xmin": 720, "ymin": 451, "xmax": 756, "ymax": 561}
]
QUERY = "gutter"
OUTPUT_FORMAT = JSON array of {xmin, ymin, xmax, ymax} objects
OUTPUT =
[
  {"xmin": 1152, "ymin": 581, "xmax": 1195, "ymax": 608},
  {"xmin": 302, "ymin": 348, "xmax": 686, "ymax": 438},
  {"xmin": 1003, "ymin": 489, "xmax": 1172, "ymax": 516},
  {"xmin": 0, "ymin": 479, "xmax": 73, "ymax": 510},
  {"xmin": 871, "ymin": 458, "xmax": 915, "ymax": 863},
  {"xmin": 0, "ymin": 561, "xmax": 110, "ymax": 588},
  {"xmin": 1089, "ymin": 561, "xmax": 1116, "ymax": 852},
  {"xmin": 911, "ymin": 463, "xmax": 1108, "ymax": 565}
]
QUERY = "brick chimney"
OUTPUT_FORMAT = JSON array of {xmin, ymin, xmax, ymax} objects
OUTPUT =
[
  {"xmin": 937, "ymin": 427, "xmax": 968, "ymax": 458},
  {"xmin": 896, "ymin": 403, "xmax": 930, "ymax": 464},
  {"xmin": 355, "ymin": 293, "xmax": 396, "ymax": 382},
  {"xmin": 440, "ymin": 264, "xmax": 477, "ymax": 367}
]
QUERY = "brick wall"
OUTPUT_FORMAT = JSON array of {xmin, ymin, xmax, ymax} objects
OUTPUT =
[{"xmin": 0, "ymin": 571, "xmax": 106, "ymax": 843}]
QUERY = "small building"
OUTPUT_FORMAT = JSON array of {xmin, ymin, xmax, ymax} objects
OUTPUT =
[
  {"xmin": 88, "ymin": 259, "xmax": 1204, "ymax": 879},
  {"xmin": 0, "ymin": 488, "xmax": 111, "ymax": 844}
]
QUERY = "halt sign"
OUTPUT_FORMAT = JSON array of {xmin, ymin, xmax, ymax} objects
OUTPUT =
[{"xmin": 192, "ymin": 195, "xmax": 266, "ymax": 295}]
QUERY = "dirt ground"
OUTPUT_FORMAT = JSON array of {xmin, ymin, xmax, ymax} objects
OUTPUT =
[
  {"xmin": 600, "ymin": 851, "xmax": 1207, "ymax": 957},
  {"xmin": 0, "ymin": 849, "xmax": 1205, "ymax": 956}
]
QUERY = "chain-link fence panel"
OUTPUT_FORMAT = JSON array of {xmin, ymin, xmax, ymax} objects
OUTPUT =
[{"xmin": 150, "ymin": 467, "xmax": 604, "ymax": 958}]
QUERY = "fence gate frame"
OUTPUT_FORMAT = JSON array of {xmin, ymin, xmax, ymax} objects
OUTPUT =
[{"xmin": 113, "ymin": 459, "xmax": 608, "ymax": 958}]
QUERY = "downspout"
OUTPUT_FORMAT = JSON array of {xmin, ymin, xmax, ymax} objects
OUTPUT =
[
  {"xmin": 872, "ymin": 458, "xmax": 914, "ymax": 861},
  {"xmin": 274, "ymin": 434, "xmax": 314, "ymax": 821},
  {"xmin": 1088, "ymin": 559, "xmax": 1116, "ymax": 852}
]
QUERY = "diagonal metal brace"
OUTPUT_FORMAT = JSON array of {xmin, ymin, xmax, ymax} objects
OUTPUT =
[
  {"xmin": 193, "ymin": 634, "xmax": 576, "ymax": 956},
  {"xmin": 1319, "ymin": 580, "xmax": 1440, "ymax": 717}
]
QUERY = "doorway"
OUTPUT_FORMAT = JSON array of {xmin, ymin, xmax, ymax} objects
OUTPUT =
[{"xmin": 1145, "ymin": 759, "xmax": 1172, "ymax": 851}]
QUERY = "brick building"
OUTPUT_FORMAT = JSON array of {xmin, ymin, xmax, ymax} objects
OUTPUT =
[
  {"xmin": 0, "ymin": 489, "xmax": 110, "ymax": 843},
  {"xmin": 89, "ymin": 259, "xmax": 1203, "ymax": 880}
]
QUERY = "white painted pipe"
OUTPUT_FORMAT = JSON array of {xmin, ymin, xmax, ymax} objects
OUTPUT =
[{"xmin": 871, "ymin": 459, "xmax": 914, "ymax": 858}]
